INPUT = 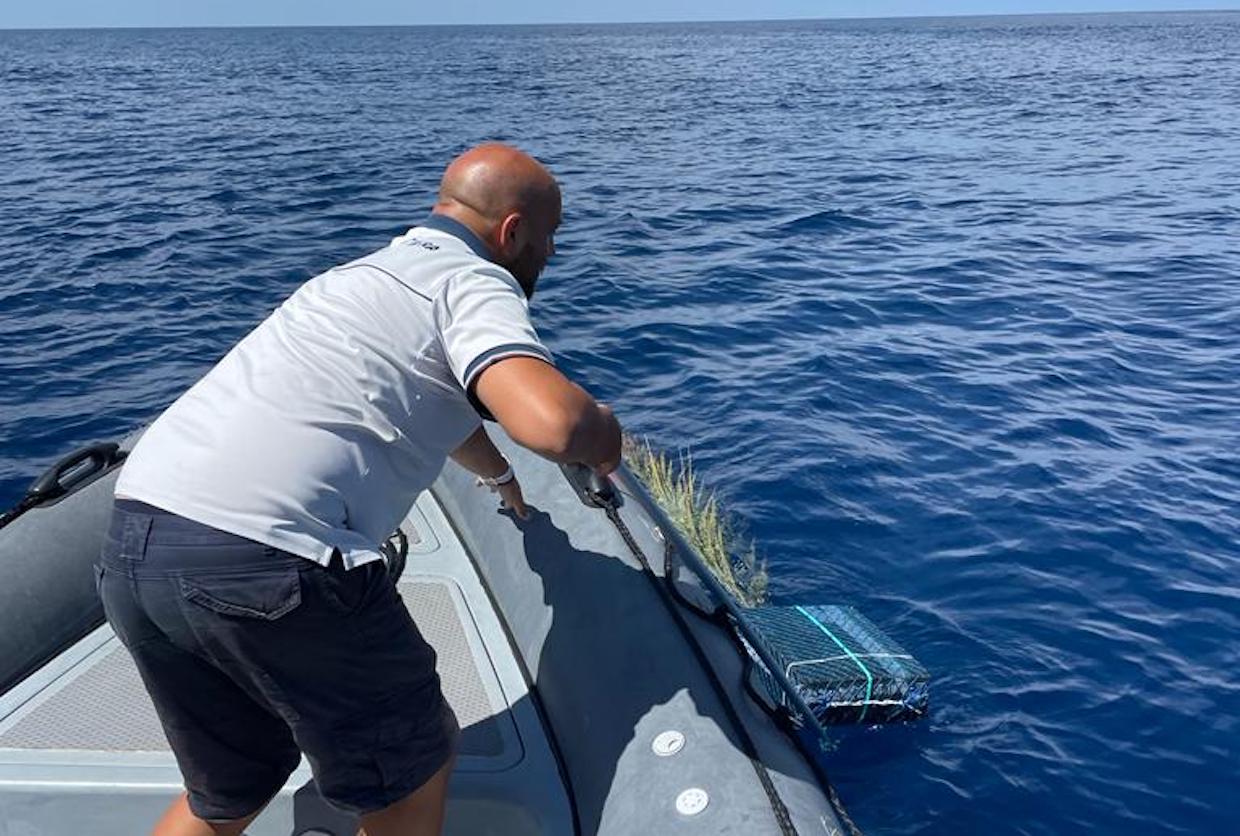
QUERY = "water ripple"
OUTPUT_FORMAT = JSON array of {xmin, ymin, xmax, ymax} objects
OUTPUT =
[{"xmin": 2, "ymin": 13, "xmax": 1239, "ymax": 835}]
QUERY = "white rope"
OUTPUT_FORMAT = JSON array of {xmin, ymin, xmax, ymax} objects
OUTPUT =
[{"xmin": 785, "ymin": 653, "xmax": 915, "ymax": 677}]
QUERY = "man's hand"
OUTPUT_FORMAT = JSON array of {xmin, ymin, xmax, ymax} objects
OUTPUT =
[
  {"xmin": 590, "ymin": 404, "xmax": 622, "ymax": 477},
  {"xmin": 477, "ymin": 474, "xmax": 529, "ymax": 520},
  {"xmin": 451, "ymin": 426, "xmax": 530, "ymax": 519}
]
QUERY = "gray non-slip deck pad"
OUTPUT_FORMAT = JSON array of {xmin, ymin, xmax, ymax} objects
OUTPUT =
[{"xmin": 0, "ymin": 579, "xmax": 506, "ymax": 758}]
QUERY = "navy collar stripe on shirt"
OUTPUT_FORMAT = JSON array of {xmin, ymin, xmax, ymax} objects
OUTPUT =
[{"xmin": 421, "ymin": 214, "xmax": 493, "ymax": 262}]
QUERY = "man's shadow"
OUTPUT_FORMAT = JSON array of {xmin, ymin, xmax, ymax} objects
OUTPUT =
[
  {"xmin": 290, "ymin": 502, "xmax": 750, "ymax": 835},
  {"xmin": 483, "ymin": 503, "xmax": 751, "ymax": 834}
]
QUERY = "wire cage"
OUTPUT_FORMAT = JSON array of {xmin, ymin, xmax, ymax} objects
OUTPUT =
[{"xmin": 739, "ymin": 604, "xmax": 930, "ymax": 725}]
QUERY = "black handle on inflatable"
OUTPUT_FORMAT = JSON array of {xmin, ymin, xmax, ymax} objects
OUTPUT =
[
  {"xmin": 27, "ymin": 442, "xmax": 124, "ymax": 503},
  {"xmin": 560, "ymin": 462, "xmax": 617, "ymax": 508},
  {"xmin": 0, "ymin": 442, "xmax": 127, "ymax": 530}
]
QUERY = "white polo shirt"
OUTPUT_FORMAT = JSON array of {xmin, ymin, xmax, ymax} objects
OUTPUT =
[{"xmin": 115, "ymin": 215, "xmax": 553, "ymax": 568}]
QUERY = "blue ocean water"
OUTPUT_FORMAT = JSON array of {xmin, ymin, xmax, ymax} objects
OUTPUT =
[{"xmin": 1, "ymin": 12, "xmax": 1238, "ymax": 834}]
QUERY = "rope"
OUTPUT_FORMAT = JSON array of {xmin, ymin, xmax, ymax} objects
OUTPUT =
[
  {"xmin": 600, "ymin": 501, "xmax": 800, "ymax": 836},
  {"xmin": 0, "ymin": 498, "xmax": 37, "ymax": 530},
  {"xmin": 794, "ymin": 605, "xmax": 874, "ymax": 723},
  {"xmin": 591, "ymin": 480, "xmax": 865, "ymax": 836}
]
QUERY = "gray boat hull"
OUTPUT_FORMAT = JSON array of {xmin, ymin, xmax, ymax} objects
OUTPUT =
[{"xmin": 0, "ymin": 430, "xmax": 847, "ymax": 834}]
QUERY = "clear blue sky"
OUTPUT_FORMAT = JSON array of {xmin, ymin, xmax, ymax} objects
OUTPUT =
[{"xmin": 1, "ymin": 1, "xmax": 1235, "ymax": 29}]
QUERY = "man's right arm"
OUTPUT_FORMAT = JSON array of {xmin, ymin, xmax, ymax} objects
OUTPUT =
[{"xmin": 472, "ymin": 356, "xmax": 622, "ymax": 475}]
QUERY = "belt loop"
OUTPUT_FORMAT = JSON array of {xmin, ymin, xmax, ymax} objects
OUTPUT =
[{"xmin": 120, "ymin": 515, "xmax": 153, "ymax": 562}]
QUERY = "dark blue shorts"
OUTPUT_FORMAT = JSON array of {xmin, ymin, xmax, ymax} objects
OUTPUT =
[{"xmin": 97, "ymin": 499, "xmax": 459, "ymax": 821}]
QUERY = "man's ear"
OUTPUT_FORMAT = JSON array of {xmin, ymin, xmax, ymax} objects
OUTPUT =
[{"xmin": 498, "ymin": 213, "xmax": 522, "ymax": 254}]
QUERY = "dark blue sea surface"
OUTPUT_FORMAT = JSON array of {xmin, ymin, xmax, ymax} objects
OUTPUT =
[{"xmin": 2, "ymin": 12, "xmax": 1238, "ymax": 834}]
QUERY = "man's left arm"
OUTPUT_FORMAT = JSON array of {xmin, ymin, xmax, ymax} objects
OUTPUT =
[{"xmin": 449, "ymin": 426, "xmax": 529, "ymax": 519}]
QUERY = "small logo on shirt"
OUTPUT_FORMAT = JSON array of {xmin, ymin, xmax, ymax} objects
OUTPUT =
[{"xmin": 406, "ymin": 237, "xmax": 440, "ymax": 251}]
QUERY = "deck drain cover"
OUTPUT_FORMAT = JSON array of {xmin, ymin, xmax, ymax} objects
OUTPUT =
[
  {"xmin": 652, "ymin": 730, "xmax": 685, "ymax": 757},
  {"xmin": 676, "ymin": 787, "xmax": 709, "ymax": 816}
]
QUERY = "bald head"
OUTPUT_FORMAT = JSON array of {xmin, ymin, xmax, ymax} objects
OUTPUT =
[
  {"xmin": 433, "ymin": 143, "xmax": 562, "ymax": 296},
  {"xmin": 434, "ymin": 143, "xmax": 560, "ymax": 227}
]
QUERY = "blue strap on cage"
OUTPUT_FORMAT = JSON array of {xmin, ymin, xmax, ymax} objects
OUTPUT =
[{"xmin": 795, "ymin": 605, "xmax": 874, "ymax": 722}]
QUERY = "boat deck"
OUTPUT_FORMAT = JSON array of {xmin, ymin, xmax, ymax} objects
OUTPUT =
[{"xmin": 0, "ymin": 492, "xmax": 572, "ymax": 835}]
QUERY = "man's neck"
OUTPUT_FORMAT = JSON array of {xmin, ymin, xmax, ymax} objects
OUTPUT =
[{"xmin": 422, "ymin": 210, "xmax": 496, "ymax": 262}]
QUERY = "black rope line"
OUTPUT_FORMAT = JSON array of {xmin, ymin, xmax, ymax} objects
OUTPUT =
[{"xmin": 599, "ymin": 501, "xmax": 800, "ymax": 836}]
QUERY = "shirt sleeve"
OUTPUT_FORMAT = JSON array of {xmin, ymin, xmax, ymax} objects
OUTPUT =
[{"xmin": 435, "ymin": 265, "xmax": 555, "ymax": 419}]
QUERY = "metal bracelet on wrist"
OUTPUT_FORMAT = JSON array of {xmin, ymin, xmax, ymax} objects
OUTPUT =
[{"xmin": 480, "ymin": 462, "xmax": 515, "ymax": 488}]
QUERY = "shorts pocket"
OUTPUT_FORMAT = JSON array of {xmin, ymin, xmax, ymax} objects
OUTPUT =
[
  {"xmin": 180, "ymin": 568, "xmax": 302, "ymax": 621},
  {"xmin": 304, "ymin": 560, "xmax": 385, "ymax": 617}
]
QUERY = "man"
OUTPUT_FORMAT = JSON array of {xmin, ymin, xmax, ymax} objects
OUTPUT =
[{"xmin": 99, "ymin": 143, "xmax": 622, "ymax": 836}]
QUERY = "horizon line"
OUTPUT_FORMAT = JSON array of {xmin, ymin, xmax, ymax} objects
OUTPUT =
[{"xmin": 2, "ymin": 7, "xmax": 1237, "ymax": 33}]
